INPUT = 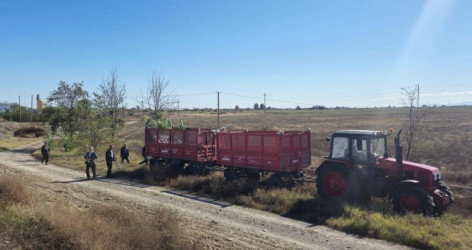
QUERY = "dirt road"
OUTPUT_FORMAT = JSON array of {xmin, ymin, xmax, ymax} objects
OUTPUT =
[{"xmin": 0, "ymin": 142, "xmax": 410, "ymax": 249}]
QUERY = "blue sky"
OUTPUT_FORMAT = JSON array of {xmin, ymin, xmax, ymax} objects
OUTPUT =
[{"xmin": 1, "ymin": 0, "xmax": 470, "ymax": 109}]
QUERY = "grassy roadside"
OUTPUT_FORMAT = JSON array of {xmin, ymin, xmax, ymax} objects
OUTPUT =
[
  {"xmin": 0, "ymin": 175, "xmax": 199, "ymax": 249},
  {"xmin": 31, "ymin": 138, "xmax": 146, "ymax": 178},
  {"xmin": 163, "ymin": 174, "xmax": 472, "ymax": 249}
]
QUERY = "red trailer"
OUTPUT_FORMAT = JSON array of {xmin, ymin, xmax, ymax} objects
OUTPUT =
[
  {"xmin": 145, "ymin": 127, "xmax": 217, "ymax": 175},
  {"xmin": 145, "ymin": 127, "xmax": 312, "ymax": 184},
  {"xmin": 217, "ymin": 129, "xmax": 311, "ymax": 183}
]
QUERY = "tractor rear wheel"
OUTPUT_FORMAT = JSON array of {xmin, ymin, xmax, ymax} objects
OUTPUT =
[
  {"xmin": 316, "ymin": 166, "xmax": 360, "ymax": 203},
  {"xmin": 392, "ymin": 186, "xmax": 434, "ymax": 216}
]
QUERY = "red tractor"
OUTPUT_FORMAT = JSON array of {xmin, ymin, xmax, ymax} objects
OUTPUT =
[{"xmin": 316, "ymin": 129, "xmax": 453, "ymax": 215}]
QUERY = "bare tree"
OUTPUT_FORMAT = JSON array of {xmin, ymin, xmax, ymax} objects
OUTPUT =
[
  {"xmin": 142, "ymin": 72, "xmax": 174, "ymax": 119},
  {"xmin": 401, "ymin": 84, "xmax": 426, "ymax": 160},
  {"xmin": 94, "ymin": 69, "xmax": 126, "ymax": 135},
  {"xmin": 95, "ymin": 69, "xmax": 126, "ymax": 119}
]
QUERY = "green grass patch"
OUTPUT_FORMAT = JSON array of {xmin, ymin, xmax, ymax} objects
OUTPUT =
[
  {"xmin": 0, "ymin": 135, "xmax": 39, "ymax": 150},
  {"xmin": 326, "ymin": 208, "xmax": 470, "ymax": 249}
]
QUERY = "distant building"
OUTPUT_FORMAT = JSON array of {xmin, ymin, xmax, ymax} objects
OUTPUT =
[
  {"xmin": 36, "ymin": 94, "xmax": 45, "ymax": 114},
  {"xmin": 0, "ymin": 102, "xmax": 14, "ymax": 113}
]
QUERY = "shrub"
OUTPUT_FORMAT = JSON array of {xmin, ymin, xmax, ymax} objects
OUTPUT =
[{"xmin": 0, "ymin": 176, "xmax": 29, "ymax": 206}]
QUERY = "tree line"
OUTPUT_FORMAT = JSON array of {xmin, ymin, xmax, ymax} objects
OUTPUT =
[{"xmin": 1, "ymin": 70, "xmax": 173, "ymax": 151}]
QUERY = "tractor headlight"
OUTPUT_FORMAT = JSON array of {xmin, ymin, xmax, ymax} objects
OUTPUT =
[{"xmin": 433, "ymin": 173, "xmax": 441, "ymax": 181}]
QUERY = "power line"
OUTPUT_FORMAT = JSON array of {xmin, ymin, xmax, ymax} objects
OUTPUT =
[
  {"xmin": 221, "ymin": 91, "xmax": 318, "ymax": 107},
  {"xmin": 220, "ymin": 92, "xmax": 264, "ymax": 101},
  {"xmin": 174, "ymin": 92, "xmax": 215, "ymax": 97}
]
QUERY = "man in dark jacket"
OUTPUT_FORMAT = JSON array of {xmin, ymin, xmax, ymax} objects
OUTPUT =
[
  {"xmin": 105, "ymin": 145, "xmax": 116, "ymax": 178},
  {"xmin": 120, "ymin": 143, "xmax": 130, "ymax": 163},
  {"xmin": 138, "ymin": 146, "xmax": 148, "ymax": 165},
  {"xmin": 41, "ymin": 142, "xmax": 50, "ymax": 165},
  {"xmin": 84, "ymin": 146, "xmax": 98, "ymax": 180}
]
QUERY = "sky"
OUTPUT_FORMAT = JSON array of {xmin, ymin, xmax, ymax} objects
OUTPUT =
[{"xmin": 1, "ymin": 0, "xmax": 471, "ymax": 109}]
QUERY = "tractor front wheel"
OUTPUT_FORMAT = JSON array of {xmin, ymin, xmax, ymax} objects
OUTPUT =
[
  {"xmin": 316, "ymin": 166, "xmax": 360, "ymax": 203},
  {"xmin": 392, "ymin": 186, "xmax": 434, "ymax": 216}
]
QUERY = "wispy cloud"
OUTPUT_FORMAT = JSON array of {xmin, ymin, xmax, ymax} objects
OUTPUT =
[{"xmin": 440, "ymin": 91, "xmax": 472, "ymax": 96}]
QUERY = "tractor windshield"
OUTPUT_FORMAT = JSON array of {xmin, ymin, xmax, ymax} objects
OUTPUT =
[
  {"xmin": 370, "ymin": 137, "xmax": 386, "ymax": 159},
  {"xmin": 331, "ymin": 137, "xmax": 349, "ymax": 160}
]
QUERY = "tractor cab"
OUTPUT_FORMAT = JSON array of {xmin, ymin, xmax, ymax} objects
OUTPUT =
[{"xmin": 329, "ymin": 130, "xmax": 387, "ymax": 175}]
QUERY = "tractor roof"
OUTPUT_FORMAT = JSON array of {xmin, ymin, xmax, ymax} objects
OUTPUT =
[{"xmin": 333, "ymin": 130, "xmax": 384, "ymax": 137}]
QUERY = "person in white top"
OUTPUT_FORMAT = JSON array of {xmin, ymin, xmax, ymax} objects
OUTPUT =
[{"xmin": 84, "ymin": 147, "xmax": 98, "ymax": 180}]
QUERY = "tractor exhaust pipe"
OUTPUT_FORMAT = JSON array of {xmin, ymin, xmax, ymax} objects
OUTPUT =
[{"xmin": 395, "ymin": 129, "xmax": 403, "ymax": 174}]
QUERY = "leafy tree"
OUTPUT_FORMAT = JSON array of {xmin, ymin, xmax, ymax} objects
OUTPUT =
[
  {"xmin": 41, "ymin": 106, "xmax": 64, "ymax": 135},
  {"xmin": 141, "ymin": 115, "xmax": 174, "ymax": 129},
  {"xmin": 260, "ymin": 103, "xmax": 265, "ymax": 109},
  {"xmin": 47, "ymin": 81, "xmax": 89, "ymax": 137},
  {"xmin": 254, "ymin": 103, "xmax": 259, "ymax": 110},
  {"xmin": 77, "ymin": 99, "xmax": 113, "ymax": 150}
]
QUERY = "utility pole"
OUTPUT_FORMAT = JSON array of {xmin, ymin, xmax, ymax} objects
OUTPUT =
[
  {"xmin": 264, "ymin": 92, "xmax": 266, "ymax": 117},
  {"xmin": 177, "ymin": 99, "xmax": 180, "ymax": 117},
  {"xmin": 19, "ymin": 96, "xmax": 21, "ymax": 123},
  {"xmin": 30, "ymin": 95, "xmax": 33, "ymax": 125},
  {"xmin": 217, "ymin": 91, "xmax": 220, "ymax": 129},
  {"xmin": 417, "ymin": 84, "xmax": 420, "ymax": 108}
]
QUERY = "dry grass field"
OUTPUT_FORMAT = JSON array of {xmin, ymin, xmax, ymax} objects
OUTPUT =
[{"xmin": 163, "ymin": 107, "xmax": 472, "ymax": 179}]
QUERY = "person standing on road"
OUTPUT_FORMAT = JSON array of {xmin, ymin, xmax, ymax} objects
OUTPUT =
[
  {"xmin": 41, "ymin": 142, "xmax": 50, "ymax": 165},
  {"xmin": 84, "ymin": 146, "xmax": 98, "ymax": 180},
  {"xmin": 105, "ymin": 145, "xmax": 116, "ymax": 178},
  {"xmin": 120, "ymin": 143, "xmax": 130, "ymax": 164}
]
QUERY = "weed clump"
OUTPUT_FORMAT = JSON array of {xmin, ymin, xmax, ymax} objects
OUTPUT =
[
  {"xmin": 0, "ymin": 175, "xmax": 198, "ymax": 249},
  {"xmin": 0, "ymin": 176, "xmax": 29, "ymax": 206}
]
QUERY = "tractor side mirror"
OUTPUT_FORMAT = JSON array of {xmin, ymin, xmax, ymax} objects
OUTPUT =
[{"xmin": 383, "ymin": 151, "xmax": 389, "ymax": 158}]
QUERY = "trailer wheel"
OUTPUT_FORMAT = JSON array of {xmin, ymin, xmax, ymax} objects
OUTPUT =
[
  {"xmin": 247, "ymin": 172, "xmax": 261, "ymax": 182},
  {"xmin": 149, "ymin": 158, "xmax": 157, "ymax": 171},
  {"xmin": 148, "ymin": 160, "xmax": 172, "ymax": 181},
  {"xmin": 316, "ymin": 166, "xmax": 359, "ymax": 203},
  {"xmin": 170, "ymin": 160, "xmax": 184, "ymax": 178},
  {"xmin": 267, "ymin": 173, "xmax": 284, "ymax": 188},
  {"xmin": 392, "ymin": 186, "xmax": 434, "ymax": 216},
  {"xmin": 224, "ymin": 168, "xmax": 238, "ymax": 182}
]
